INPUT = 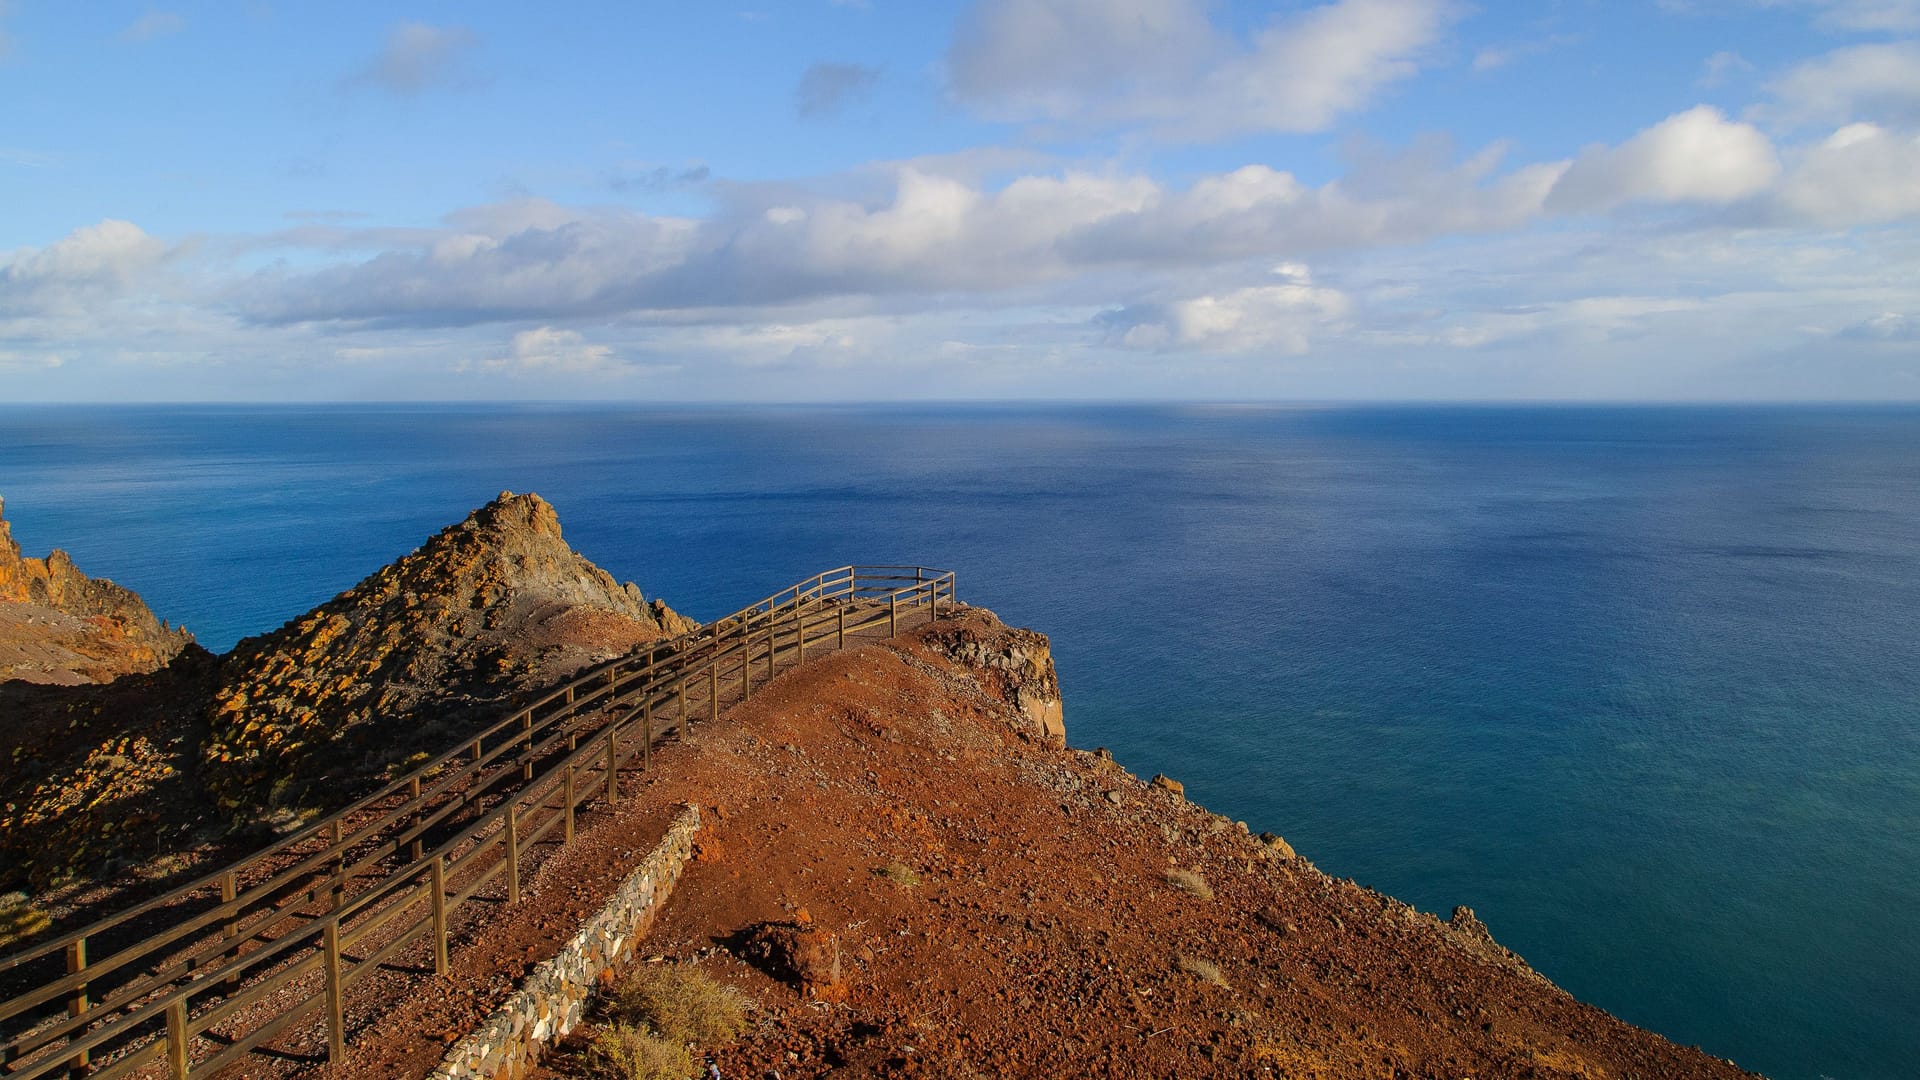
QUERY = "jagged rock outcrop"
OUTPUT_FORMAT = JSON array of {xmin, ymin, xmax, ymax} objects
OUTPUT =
[
  {"xmin": 2, "ymin": 492, "xmax": 696, "ymax": 896},
  {"xmin": 201, "ymin": 492, "xmax": 695, "ymax": 821},
  {"xmin": 923, "ymin": 610, "xmax": 1065, "ymax": 745},
  {"xmin": 0, "ymin": 496, "xmax": 194, "ymax": 685}
]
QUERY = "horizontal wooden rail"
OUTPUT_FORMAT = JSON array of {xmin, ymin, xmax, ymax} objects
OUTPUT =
[{"xmin": 1, "ymin": 566, "xmax": 954, "ymax": 1079}]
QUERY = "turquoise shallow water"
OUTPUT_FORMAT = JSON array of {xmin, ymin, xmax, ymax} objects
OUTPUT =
[{"xmin": 1, "ymin": 403, "xmax": 1916, "ymax": 1079}]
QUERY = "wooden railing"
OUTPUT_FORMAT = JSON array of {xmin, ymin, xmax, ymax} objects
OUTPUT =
[{"xmin": 0, "ymin": 566, "xmax": 956, "ymax": 1079}]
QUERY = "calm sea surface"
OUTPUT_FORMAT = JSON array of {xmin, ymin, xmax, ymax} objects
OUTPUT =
[{"xmin": 2, "ymin": 404, "xmax": 1916, "ymax": 1079}]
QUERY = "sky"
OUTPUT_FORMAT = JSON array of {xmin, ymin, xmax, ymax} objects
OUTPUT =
[{"xmin": 2, "ymin": 0, "xmax": 1919, "ymax": 402}]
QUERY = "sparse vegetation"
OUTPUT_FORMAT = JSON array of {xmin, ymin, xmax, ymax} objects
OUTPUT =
[
  {"xmin": 610, "ymin": 963, "xmax": 749, "ymax": 1046},
  {"xmin": 582, "ymin": 1022, "xmax": 693, "ymax": 1080},
  {"xmin": 873, "ymin": 861, "xmax": 922, "ymax": 888},
  {"xmin": 1177, "ymin": 953, "xmax": 1229, "ymax": 988},
  {"xmin": 1164, "ymin": 867, "xmax": 1213, "ymax": 900},
  {"xmin": 0, "ymin": 893, "xmax": 51, "ymax": 949}
]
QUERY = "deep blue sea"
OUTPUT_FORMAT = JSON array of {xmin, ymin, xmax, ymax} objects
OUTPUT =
[{"xmin": 2, "ymin": 404, "xmax": 1916, "ymax": 1079}]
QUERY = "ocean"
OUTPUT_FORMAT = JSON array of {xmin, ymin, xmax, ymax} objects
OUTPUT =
[{"xmin": 1, "ymin": 403, "xmax": 1915, "ymax": 1080}]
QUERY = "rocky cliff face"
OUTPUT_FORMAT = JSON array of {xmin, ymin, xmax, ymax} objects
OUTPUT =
[
  {"xmin": 1, "ymin": 493, "xmax": 696, "ymax": 893},
  {"xmin": 922, "ymin": 614, "xmax": 1065, "ymax": 745},
  {"xmin": 202, "ymin": 492, "xmax": 696, "ymax": 821},
  {"xmin": 0, "ymin": 497, "xmax": 194, "ymax": 685}
]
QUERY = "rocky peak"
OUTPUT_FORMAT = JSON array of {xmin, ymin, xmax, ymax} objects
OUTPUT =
[
  {"xmin": 0, "ymin": 496, "xmax": 194, "ymax": 685},
  {"xmin": 202, "ymin": 491, "xmax": 695, "ymax": 820}
]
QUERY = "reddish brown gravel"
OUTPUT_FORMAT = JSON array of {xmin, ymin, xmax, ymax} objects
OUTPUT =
[{"xmin": 328, "ymin": 608, "xmax": 1759, "ymax": 1080}]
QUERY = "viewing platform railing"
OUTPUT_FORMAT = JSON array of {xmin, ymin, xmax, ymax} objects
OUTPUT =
[{"xmin": 0, "ymin": 565, "xmax": 956, "ymax": 1079}]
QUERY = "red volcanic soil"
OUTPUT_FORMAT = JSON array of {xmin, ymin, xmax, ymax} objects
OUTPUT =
[{"xmin": 340, "ymin": 608, "xmax": 1755, "ymax": 1080}]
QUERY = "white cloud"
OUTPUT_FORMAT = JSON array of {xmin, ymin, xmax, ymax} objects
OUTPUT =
[
  {"xmin": 1762, "ymin": 42, "xmax": 1920, "ymax": 128},
  {"xmin": 120, "ymin": 12, "xmax": 185, "ymax": 43},
  {"xmin": 1774, "ymin": 122, "xmax": 1920, "ymax": 224},
  {"xmin": 1779, "ymin": 0, "xmax": 1920, "ymax": 30},
  {"xmin": 1547, "ymin": 106, "xmax": 1780, "ymax": 211},
  {"xmin": 1700, "ymin": 50, "xmax": 1754, "ymax": 87},
  {"xmin": 346, "ymin": 23, "xmax": 480, "ymax": 96},
  {"xmin": 946, "ymin": 0, "xmax": 1457, "ymax": 138},
  {"xmin": 485, "ymin": 327, "xmax": 617, "ymax": 373},
  {"xmin": 1842, "ymin": 311, "xmax": 1920, "ymax": 338},
  {"xmin": 1104, "ymin": 267, "xmax": 1352, "ymax": 354},
  {"xmin": 0, "ymin": 220, "xmax": 169, "ymax": 317},
  {"xmin": 235, "ymin": 142, "xmax": 1592, "ymax": 329}
]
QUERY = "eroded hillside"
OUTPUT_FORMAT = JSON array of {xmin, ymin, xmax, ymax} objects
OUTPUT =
[{"xmin": 0, "ymin": 492, "xmax": 692, "ymax": 897}]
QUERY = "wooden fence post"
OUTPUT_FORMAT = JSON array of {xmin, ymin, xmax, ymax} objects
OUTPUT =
[
  {"xmin": 65, "ymin": 938, "xmax": 88, "ymax": 1073},
  {"xmin": 166, "ymin": 997, "xmax": 189, "ymax": 1080},
  {"xmin": 838, "ymin": 604, "xmax": 846, "ymax": 649},
  {"xmin": 322, "ymin": 917, "xmax": 345, "ymax": 1063},
  {"xmin": 709, "ymin": 665, "xmax": 718, "ymax": 721},
  {"xmin": 564, "ymin": 762, "xmax": 576, "ymax": 844},
  {"xmin": 505, "ymin": 804, "xmax": 521, "ymax": 905},
  {"xmin": 520, "ymin": 714, "xmax": 534, "ymax": 782},
  {"xmin": 642, "ymin": 700, "xmax": 652, "ymax": 770},
  {"xmin": 408, "ymin": 774, "xmax": 424, "ymax": 861},
  {"xmin": 605, "ymin": 722, "xmax": 619, "ymax": 803},
  {"xmin": 430, "ymin": 854, "xmax": 449, "ymax": 977},
  {"xmin": 329, "ymin": 818, "xmax": 345, "ymax": 911},
  {"xmin": 889, "ymin": 592, "xmax": 898, "ymax": 636},
  {"xmin": 221, "ymin": 870, "xmax": 240, "ymax": 992},
  {"xmin": 679, "ymin": 679, "xmax": 689, "ymax": 737}
]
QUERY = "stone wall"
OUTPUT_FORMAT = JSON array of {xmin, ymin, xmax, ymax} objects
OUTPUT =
[{"xmin": 429, "ymin": 803, "xmax": 702, "ymax": 1080}]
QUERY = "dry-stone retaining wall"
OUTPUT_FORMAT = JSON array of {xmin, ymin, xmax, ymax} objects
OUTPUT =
[{"xmin": 429, "ymin": 803, "xmax": 702, "ymax": 1080}]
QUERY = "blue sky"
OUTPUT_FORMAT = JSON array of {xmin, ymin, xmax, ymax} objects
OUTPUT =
[{"xmin": 3, "ymin": 0, "xmax": 1919, "ymax": 401}]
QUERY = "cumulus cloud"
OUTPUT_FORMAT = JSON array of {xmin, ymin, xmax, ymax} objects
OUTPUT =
[
  {"xmin": 119, "ymin": 12, "xmax": 185, "ymax": 43},
  {"xmin": 1103, "ymin": 266, "xmax": 1352, "ymax": 353},
  {"xmin": 0, "ymin": 219, "xmax": 169, "ymax": 317},
  {"xmin": 946, "ymin": 0, "xmax": 1457, "ymax": 138},
  {"xmin": 234, "ymin": 142, "xmax": 1593, "ymax": 330},
  {"xmin": 1066, "ymin": 140, "xmax": 1569, "ymax": 263},
  {"xmin": 797, "ymin": 62, "xmax": 881, "ymax": 118},
  {"xmin": 1774, "ymin": 122, "xmax": 1920, "ymax": 223},
  {"xmin": 1546, "ymin": 106, "xmax": 1780, "ymax": 211},
  {"xmin": 1762, "ymin": 42, "xmax": 1920, "ymax": 128},
  {"xmin": 346, "ymin": 23, "xmax": 480, "ymax": 96}
]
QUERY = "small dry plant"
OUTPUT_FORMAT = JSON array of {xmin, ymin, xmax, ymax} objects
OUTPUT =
[
  {"xmin": 583, "ymin": 1022, "xmax": 692, "ymax": 1080},
  {"xmin": 0, "ymin": 893, "xmax": 50, "ymax": 950},
  {"xmin": 1163, "ymin": 868, "xmax": 1214, "ymax": 900},
  {"xmin": 611, "ymin": 964, "xmax": 748, "ymax": 1046},
  {"xmin": 873, "ymin": 861, "xmax": 921, "ymax": 889},
  {"xmin": 1176, "ymin": 953, "xmax": 1230, "ymax": 988}
]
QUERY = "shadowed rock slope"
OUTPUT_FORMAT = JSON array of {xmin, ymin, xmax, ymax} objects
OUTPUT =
[
  {"xmin": 0, "ymin": 496, "xmax": 194, "ymax": 686},
  {"xmin": 0, "ymin": 492, "xmax": 692, "ymax": 897},
  {"xmin": 201, "ymin": 491, "xmax": 695, "ymax": 821}
]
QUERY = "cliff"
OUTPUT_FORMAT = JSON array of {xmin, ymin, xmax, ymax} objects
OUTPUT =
[
  {"xmin": 0, "ymin": 496, "xmax": 194, "ymax": 685},
  {"xmin": 0, "ymin": 493, "xmax": 693, "ymax": 893},
  {"xmin": 343, "ymin": 607, "xmax": 1758, "ymax": 1080}
]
